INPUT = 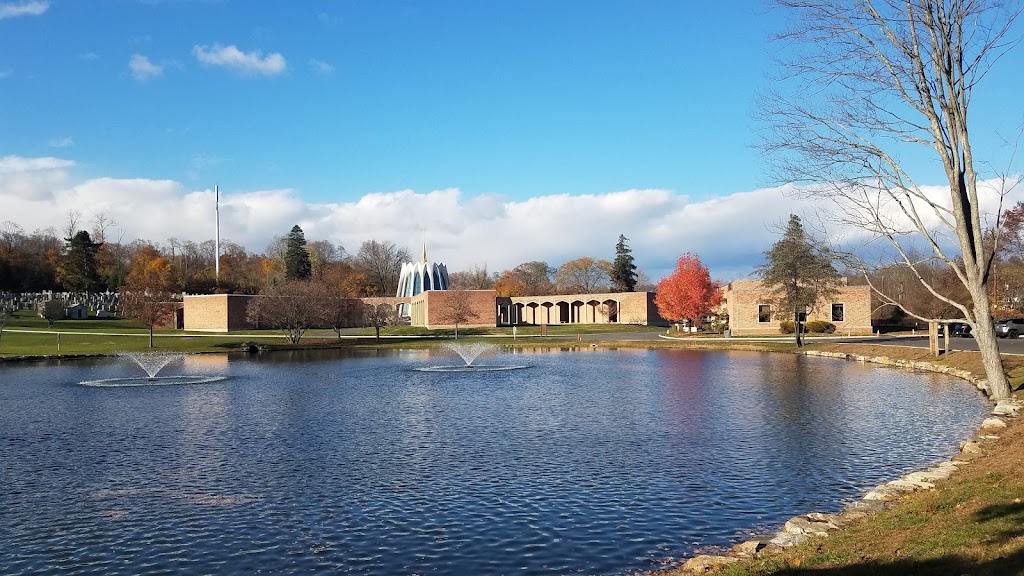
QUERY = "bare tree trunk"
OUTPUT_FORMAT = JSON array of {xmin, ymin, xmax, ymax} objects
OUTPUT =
[
  {"xmin": 793, "ymin": 309, "xmax": 803, "ymax": 348},
  {"xmin": 971, "ymin": 284, "xmax": 1010, "ymax": 399},
  {"xmin": 149, "ymin": 326, "xmax": 154, "ymax": 348}
]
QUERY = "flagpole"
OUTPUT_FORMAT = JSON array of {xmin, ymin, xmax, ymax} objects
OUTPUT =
[{"xmin": 215, "ymin": 184, "xmax": 220, "ymax": 283}]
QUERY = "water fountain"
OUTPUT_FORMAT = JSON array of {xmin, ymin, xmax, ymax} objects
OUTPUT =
[
  {"xmin": 80, "ymin": 352, "xmax": 227, "ymax": 387},
  {"xmin": 416, "ymin": 342, "xmax": 527, "ymax": 372}
]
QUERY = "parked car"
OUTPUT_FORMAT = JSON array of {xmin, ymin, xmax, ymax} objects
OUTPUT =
[
  {"xmin": 947, "ymin": 322, "xmax": 972, "ymax": 337},
  {"xmin": 995, "ymin": 318, "xmax": 1024, "ymax": 338}
]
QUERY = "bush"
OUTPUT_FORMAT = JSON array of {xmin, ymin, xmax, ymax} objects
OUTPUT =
[
  {"xmin": 779, "ymin": 320, "xmax": 836, "ymax": 334},
  {"xmin": 806, "ymin": 320, "xmax": 836, "ymax": 334}
]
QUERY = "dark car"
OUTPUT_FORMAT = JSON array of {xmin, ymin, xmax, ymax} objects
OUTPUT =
[
  {"xmin": 947, "ymin": 322, "xmax": 972, "ymax": 337},
  {"xmin": 995, "ymin": 318, "xmax": 1024, "ymax": 338}
]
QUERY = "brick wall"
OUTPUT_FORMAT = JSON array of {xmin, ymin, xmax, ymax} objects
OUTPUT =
[
  {"xmin": 183, "ymin": 294, "xmax": 255, "ymax": 332},
  {"xmin": 723, "ymin": 280, "xmax": 872, "ymax": 336}
]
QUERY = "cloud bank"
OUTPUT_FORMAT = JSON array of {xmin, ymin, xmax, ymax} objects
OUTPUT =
[
  {"xmin": 192, "ymin": 44, "xmax": 286, "ymax": 76},
  {"xmin": 0, "ymin": 155, "xmax": 1018, "ymax": 282}
]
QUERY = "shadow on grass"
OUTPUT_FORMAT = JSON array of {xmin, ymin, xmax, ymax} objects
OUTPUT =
[
  {"xmin": 974, "ymin": 501, "xmax": 1024, "ymax": 544},
  {"xmin": 760, "ymin": 548, "xmax": 1024, "ymax": 575}
]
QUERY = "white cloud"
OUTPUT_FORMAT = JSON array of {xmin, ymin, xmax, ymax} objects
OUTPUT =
[
  {"xmin": 0, "ymin": 155, "xmax": 74, "ymax": 173},
  {"xmin": 77, "ymin": 52, "xmax": 100, "ymax": 61},
  {"xmin": 1, "ymin": 158, "xmax": 1019, "ymax": 282},
  {"xmin": 48, "ymin": 136, "xmax": 74, "ymax": 148},
  {"xmin": 128, "ymin": 54, "xmax": 163, "ymax": 82},
  {"xmin": 0, "ymin": 1, "xmax": 48, "ymax": 19},
  {"xmin": 309, "ymin": 58, "xmax": 334, "ymax": 75},
  {"xmin": 192, "ymin": 44, "xmax": 286, "ymax": 77},
  {"xmin": 0, "ymin": 68, "xmax": 12, "ymax": 79}
]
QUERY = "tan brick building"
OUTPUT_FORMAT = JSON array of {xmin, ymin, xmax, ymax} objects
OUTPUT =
[
  {"xmin": 183, "ymin": 290, "xmax": 667, "ymax": 332},
  {"xmin": 722, "ymin": 279, "xmax": 872, "ymax": 336},
  {"xmin": 183, "ymin": 294, "xmax": 256, "ymax": 332}
]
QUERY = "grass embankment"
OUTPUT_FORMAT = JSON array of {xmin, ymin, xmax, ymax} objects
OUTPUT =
[
  {"xmin": 652, "ymin": 341, "xmax": 1024, "ymax": 576},
  {"xmin": 0, "ymin": 310, "xmax": 664, "ymax": 357}
]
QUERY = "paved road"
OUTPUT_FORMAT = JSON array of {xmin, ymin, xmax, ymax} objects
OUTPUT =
[{"xmin": 838, "ymin": 334, "xmax": 1024, "ymax": 355}]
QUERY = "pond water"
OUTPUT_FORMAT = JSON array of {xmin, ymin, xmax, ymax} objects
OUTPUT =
[{"xmin": 0, "ymin": 348, "xmax": 988, "ymax": 575}]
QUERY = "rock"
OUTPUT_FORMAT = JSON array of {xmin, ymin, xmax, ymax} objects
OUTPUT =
[
  {"xmin": 845, "ymin": 499, "xmax": 888, "ymax": 514},
  {"xmin": 960, "ymin": 440, "xmax": 984, "ymax": 454},
  {"xmin": 784, "ymin": 516, "xmax": 835, "ymax": 537},
  {"xmin": 978, "ymin": 434, "xmax": 1001, "ymax": 441},
  {"xmin": 680, "ymin": 555, "xmax": 739, "ymax": 573},
  {"xmin": 840, "ymin": 509, "xmax": 869, "ymax": 522},
  {"xmin": 886, "ymin": 479, "xmax": 935, "ymax": 491},
  {"xmin": 864, "ymin": 484, "xmax": 906, "ymax": 501},
  {"xmin": 731, "ymin": 539, "xmax": 768, "ymax": 556},
  {"xmin": 981, "ymin": 417, "xmax": 1008, "ymax": 429},
  {"xmin": 992, "ymin": 401, "xmax": 1021, "ymax": 418},
  {"xmin": 904, "ymin": 470, "xmax": 948, "ymax": 483},
  {"xmin": 769, "ymin": 532, "xmax": 810, "ymax": 548}
]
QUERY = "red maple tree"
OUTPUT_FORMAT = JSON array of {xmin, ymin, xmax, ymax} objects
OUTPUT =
[{"xmin": 654, "ymin": 253, "xmax": 722, "ymax": 326}]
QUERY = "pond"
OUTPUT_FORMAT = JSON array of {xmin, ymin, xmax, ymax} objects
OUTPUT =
[{"xmin": 0, "ymin": 348, "xmax": 988, "ymax": 575}]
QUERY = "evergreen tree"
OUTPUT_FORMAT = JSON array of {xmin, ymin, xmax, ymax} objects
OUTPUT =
[
  {"xmin": 610, "ymin": 234, "xmax": 637, "ymax": 292},
  {"xmin": 284, "ymin": 225, "xmax": 312, "ymax": 280},
  {"xmin": 56, "ymin": 230, "xmax": 103, "ymax": 293},
  {"xmin": 756, "ymin": 215, "xmax": 839, "ymax": 347}
]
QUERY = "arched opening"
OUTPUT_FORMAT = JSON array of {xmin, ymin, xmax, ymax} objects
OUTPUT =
[
  {"xmin": 601, "ymin": 299, "xmax": 618, "ymax": 323},
  {"xmin": 556, "ymin": 301, "xmax": 570, "ymax": 324}
]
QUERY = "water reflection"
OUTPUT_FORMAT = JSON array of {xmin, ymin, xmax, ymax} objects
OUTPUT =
[{"xmin": 0, "ymin": 348, "xmax": 988, "ymax": 576}]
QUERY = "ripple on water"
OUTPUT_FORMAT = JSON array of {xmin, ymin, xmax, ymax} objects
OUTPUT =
[{"xmin": 0, "ymin": 348, "xmax": 990, "ymax": 575}]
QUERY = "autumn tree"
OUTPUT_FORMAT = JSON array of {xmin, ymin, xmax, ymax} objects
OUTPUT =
[
  {"xmin": 120, "ymin": 245, "xmax": 179, "ymax": 347},
  {"xmin": 316, "ymin": 263, "xmax": 366, "ymax": 339},
  {"xmin": 354, "ymin": 240, "xmax": 409, "ymax": 296},
  {"xmin": 756, "ymin": 215, "xmax": 839, "ymax": 347},
  {"xmin": 57, "ymin": 230, "xmax": 103, "ymax": 293},
  {"xmin": 610, "ymin": 235, "xmax": 637, "ymax": 292},
  {"xmin": 554, "ymin": 257, "xmax": 612, "ymax": 294},
  {"xmin": 436, "ymin": 290, "xmax": 477, "ymax": 339},
  {"xmin": 307, "ymin": 239, "xmax": 346, "ymax": 281},
  {"xmin": 284, "ymin": 225, "xmax": 312, "ymax": 281},
  {"xmin": 246, "ymin": 280, "xmax": 325, "ymax": 344},
  {"xmin": 763, "ymin": 1, "xmax": 1019, "ymax": 395},
  {"xmin": 654, "ymin": 253, "xmax": 722, "ymax": 329}
]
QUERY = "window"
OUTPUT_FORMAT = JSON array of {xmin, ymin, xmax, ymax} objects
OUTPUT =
[
  {"xmin": 832, "ymin": 303, "xmax": 845, "ymax": 322},
  {"xmin": 798, "ymin": 310, "xmax": 807, "ymax": 322},
  {"xmin": 758, "ymin": 304, "xmax": 771, "ymax": 323}
]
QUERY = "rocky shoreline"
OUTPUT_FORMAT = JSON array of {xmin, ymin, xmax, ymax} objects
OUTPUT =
[{"xmin": 669, "ymin": 349, "xmax": 1022, "ymax": 575}]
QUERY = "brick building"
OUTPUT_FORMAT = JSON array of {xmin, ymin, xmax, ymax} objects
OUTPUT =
[
  {"xmin": 182, "ymin": 290, "xmax": 666, "ymax": 332},
  {"xmin": 722, "ymin": 279, "xmax": 872, "ymax": 336},
  {"xmin": 183, "ymin": 294, "xmax": 256, "ymax": 332}
]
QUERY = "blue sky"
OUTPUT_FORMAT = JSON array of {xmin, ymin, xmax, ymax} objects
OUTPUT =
[{"xmin": 1, "ymin": 1, "xmax": 1022, "ymax": 281}]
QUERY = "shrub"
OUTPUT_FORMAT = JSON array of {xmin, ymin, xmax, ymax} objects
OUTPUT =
[
  {"xmin": 779, "ymin": 320, "xmax": 796, "ymax": 334},
  {"xmin": 806, "ymin": 320, "xmax": 836, "ymax": 334}
]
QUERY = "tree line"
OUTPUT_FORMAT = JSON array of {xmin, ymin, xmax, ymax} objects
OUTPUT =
[{"xmin": 0, "ymin": 216, "xmax": 653, "ymax": 298}]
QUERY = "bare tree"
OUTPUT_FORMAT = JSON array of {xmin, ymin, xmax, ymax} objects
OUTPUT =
[
  {"xmin": 363, "ymin": 302, "xmax": 397, "ymax": 341},
  {"xmin": 764, "ymin": 0, "xmax": 1022, "ymax": 398},
  {"xmin": 246, "ymin": 281, "xmax": 326, "ymax": 344},
  {"xmin": 436, "ymin": 290, "xmax": 477, "ymax": 339},
  {"xmin": 448, "ymin": 264, "xmax": 496, "ymax": 290},
  {"xmin": 354, "ymin": 240, "xmax": 410, "ymax": 296},
  {"xmin": 0, "ymin": 303, "xmax": 12, "ymax": 344}
]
